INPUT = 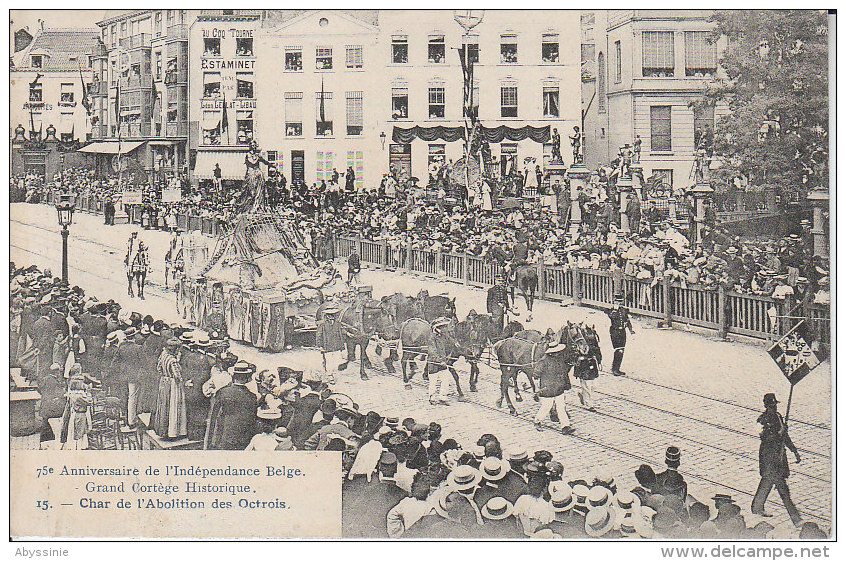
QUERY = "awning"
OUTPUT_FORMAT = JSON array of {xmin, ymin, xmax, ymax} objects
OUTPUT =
[
  {"xmin": 77, "ymin": 141, "xmax": 144, "ymax": 154},
  {"xmin": 194, "ymin": 150, "xmax": 247, "ymax": 180}
]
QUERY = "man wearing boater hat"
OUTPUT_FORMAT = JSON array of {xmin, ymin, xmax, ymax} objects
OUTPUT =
[
  {"xmin": 751, "ymin": 392, "xmax": 802, "ymax": 525},
  {"xmin": 606, "ymin": 294, "xmax": 634, "ymax": 376}
]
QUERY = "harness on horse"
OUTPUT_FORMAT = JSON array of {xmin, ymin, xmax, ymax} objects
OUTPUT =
[{"xmin": 493, "ymin": 339, "xmax": 541, "ymax": 369}]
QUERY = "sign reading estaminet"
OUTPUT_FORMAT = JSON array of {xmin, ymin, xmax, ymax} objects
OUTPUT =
[{"xmin": 10, "ymin": 451, "xmax": 341, "ymax": 539}]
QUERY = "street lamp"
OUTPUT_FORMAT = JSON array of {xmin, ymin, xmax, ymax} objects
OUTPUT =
[
  {"xmin": 380, "ymin": 131, "xmax": 387, "ymax": 150},
  {"xmin": 56, "ymin": 193, "xmax": 76, "ymax": 284}
]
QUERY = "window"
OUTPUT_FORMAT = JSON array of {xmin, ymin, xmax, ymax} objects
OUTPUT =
[
  {"xmin": 501, "ymin": 144, "xmax": 517, "ymax": 176},
  {"xmin": 392, "ymin": 87, "xmax": 408, "ymax": 119},
  {"xmin": 542, "ymin": 33, "xmax": 559, "ymax": 63},
  {"xmin": 500, "ymin": 86, "xmax": 518, "ymax": 118},
  {"xmin": 316, "ymin": 91, "xmax": 333, "ymax": 136},
  {"xmin": 236, "ymin": 37, "xmax": 253, "ymax": 57},
  {"xmin": 650, "ymin": 106, "xmax": 672, "ymax": 151},
  {"xmin": 316, "ymin": 47, "xmax": 333, "ymax": 70},
  {"xmin": 154, "ymin": 12, "xmax": 162, "ymax": 37},
  {"xmin": 345, "ymin": 91, "xmax": 363, "ymax": 136},
  {"xmin": 467, "ymin": 43, "xmax": 479, "ymax": 64},
  {"xmin": 428, "ymin": 35, "xmax": 445, "ymax": 63},
  {"xmin": 428, "ymin": 87, "xmax": 445, "ymax": 118},
  {"xmin": 167, "ymin": 10, "xmax": 174, "ymax": 27},
  {"xmin": 316, "ymin": 151, "xmax": 334, "ymax": 181},
  {"xmin": 542, "ymin": 86, "xmax": 559, "ymax": 117},
  {"xmin": 345, "ymin": 45, "xmax": 363, "ymax": 69},
  {"xmin": 685, "ymin": 31, "xmax": 716, "ymax": 77},
  {"xmin": 60, "ymin": 83, "xmax": 75, "ymax": 105},
  {"xmin": 120, "ymin": 22, "xmax": 127, "ymax": 37},
  {"xmin": 284, "ymin": 92, "xmax": 303, "ymax": 136},
  {"xmin": 694, "ymin": 104, "xmax": 715, "ymax": 148},
  {"xmin": 428, "ymin": 144, "xmax": 445, "ymax": 171},
  {"xmin": 31, "ymin": 55, "xmax": 42, "ymax": 68},
  {"xmin": 236, "ymin": 72, "xmax": 253, "ymax": 98},
  {"xmin": 201, "ymin": 110, "xmax": 221, "ymax": 145},
  {"xmin": 392, "ymin": 35, "xmax": 408, "ymax": 64},
  {"xmin": 29, "ymin": 83, "xmax": 42, "ymax": 102},
  {"xmin": 285, "ymin": 47, "xmax": 303, "ymax": 72},
  {"xmin": 501, "ymin": 34, "xmax": 517, "ymax": 63},
  {"xmin": 346, "ymin": 151, "xmax": 364, "ymax": 190},
  {"xmin": 155, "ymin": 51, "xmax": 162, "ymax": 80},
  {"xmin": 642, "ymin": 31, "xmax": 675, "ymax": 77},
  {"xmin": 615, "ymin": 41, "xmax": 622, "ymax": 83},
  {"xmin": 203, "ymin": 38, "xmax": 221, "ymax": 57},
  {"xmin": 267, "ymin": 150, "xmax": 278, "ymax": 165},
  {"xmin": 236, "ymin": 110, "xmax": 253, "ymax": 144},
  {"xmin": 598, "ymin": 52, "xmax": 606, "ymax": 113},
  {"xmin": 203, "ymin": 72, "xmax": 221, "ymax": 98}
]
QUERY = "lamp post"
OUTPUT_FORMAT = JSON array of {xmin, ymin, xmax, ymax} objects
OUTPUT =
[{"xmin": 56, "ymin": 193, "xmax": 76, "ymax": 284}]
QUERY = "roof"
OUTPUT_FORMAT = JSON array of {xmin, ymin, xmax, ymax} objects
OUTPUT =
[{"xmin": 12, "ymin": 28, "xmax": 105, "ymax": 71}]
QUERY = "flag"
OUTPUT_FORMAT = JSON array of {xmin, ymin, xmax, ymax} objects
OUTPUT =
[
  {"xmin": 115, "ymin": 79, "xmax": 121, "ymax": 139},
  {"xmin": 221, "ymin": 91, "xmax": 228, "ymax": 132},
  {"xmin": 79, "ymin": 64, "xmax": 92, "ymax": 116},
  {"xmin": 767, "ymin": 320, "xmax": 820, "ymax": 385},
  {"xmin": 319, "ymin": 76, "xmax": 326, "ymax": 123}
]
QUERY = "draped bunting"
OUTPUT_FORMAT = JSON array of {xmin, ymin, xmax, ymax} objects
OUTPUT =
[{"xmin": 392, "ymin": 124, "xmax": 550, "ymax": 144}]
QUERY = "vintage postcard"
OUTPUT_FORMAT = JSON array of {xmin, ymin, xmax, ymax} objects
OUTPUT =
[{"xmin": 8, "ymin": 7, "xmax": 833, "ymax": 543}]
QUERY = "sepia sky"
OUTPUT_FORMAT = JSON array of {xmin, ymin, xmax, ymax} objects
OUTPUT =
[{"xmin": 10, "ymin": 9, "xmax": 107, "ymax": 33}]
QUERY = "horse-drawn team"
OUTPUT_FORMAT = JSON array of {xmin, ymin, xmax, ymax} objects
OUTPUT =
[{"xmin": 315, "ymin": 274, "xmax": 630, "ymax": 434}]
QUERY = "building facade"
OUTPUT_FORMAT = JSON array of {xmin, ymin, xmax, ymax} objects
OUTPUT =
[
  {"xmin": 91, "ymin": 10, "xmax": 193, "ymax": 180},
  {"xmin": 379, "ymin": 10, "xmax": 581, "ymax": 183},
  {"xmin": 10, "ymin": 28, "xmax": 105, "ymax": 178},
  {"xmin": 188, "ymin": 11, "xmax": 269, "ymax": 185},
  {"xmin": 251, "ymin": 10, "xmax": 380, "ymax": 189},
  {"xmin": 583, "ymin": 10, "xmax": 726, "ymax": 191}
]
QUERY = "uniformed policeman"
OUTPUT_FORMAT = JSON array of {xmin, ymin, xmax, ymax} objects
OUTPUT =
[
  {"xmin": 487, "ymin": 273, "xmax": 511, "ymax": 333},
  {"xmin": 606, "ymin": 295, "xmax": 634, "ymax": 376},
  {"xmin": 751, "ymin": 393, "xmax": 802, "ymax": 525}
]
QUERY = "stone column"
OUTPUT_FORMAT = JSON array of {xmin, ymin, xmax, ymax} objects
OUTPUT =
[
  {"xmin": 618, "ymin": 176, "xmax": 633, "ymax": 233},
  {"xmin": 690, "ymin": 181, "xmax": 714, "ymax": 247},
  {"xmin": 567, "ymin": 162, "xmax": 590, "ymax": 235},
  {"xmin": 807, "ymin": 188, "xmax": 829, "ymax": 258}
]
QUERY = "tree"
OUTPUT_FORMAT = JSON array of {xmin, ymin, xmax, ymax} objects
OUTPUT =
[{"xmin": 699, "ymin": 10, "xmax": 829, "ymax": 206}]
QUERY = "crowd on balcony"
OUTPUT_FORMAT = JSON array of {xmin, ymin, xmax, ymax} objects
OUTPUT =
[
  {"xmin": 9, "ymin": 262, "xmax": 826, "ymax": 538},
  {"xmin": 12, "ymin": 160, "xmax": 828, "ymax": 307}
]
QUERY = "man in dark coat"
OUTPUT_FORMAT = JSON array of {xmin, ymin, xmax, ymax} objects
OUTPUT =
[
  {"xmin": 655, "ymin": 445, "xmax": 688, "ymax": 501},
  {"xmin": 286, "ymin": 388, "xmax": 326, "ymax": 448},
  {"xmin": 751, "ymin": 393, "xmax": 802, "ymax": 525},
  {"xmin": 181, "ymin": 339, "xmax": 214, "ymax": 441},
  {"xmin": 343, "ymin": 451, "xmax": 407, "ymax": 538},
  {"xmin": 486, "ymin": 274, "xmax": 511, "ymax": 333},
  {"xmin": 118, "ymin": 329, "xmax": 145, "ymax": 426},
  {"xmin": 532, "ymin": 343, "xmax": 573, "ymax": 434},
  {"xmin": 207, "ymin": 363, "xmax": 258, "ymax": 450},
  {"xmin": 606, "ymin": 295, "xmax": 634, "ymax": 376},
  {"xmin": 31, "ymin": 307, "xmax": 54, "ymax": 378},
  {"xmin": 139, "ymin": 327, "xmax": 164, "ymax": 414},
  {"xmin": 574, "ymin": 326, "xmax": 601, "ymax": 410}
]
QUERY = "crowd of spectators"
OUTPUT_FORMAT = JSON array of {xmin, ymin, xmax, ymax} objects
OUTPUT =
[
  {"xmin": 10, "ymin": 262, "xmax": 827, "ymax": 539},
  {"xmin": 13, "ymin": 164, "xmax": 829, "ymax": 306}
]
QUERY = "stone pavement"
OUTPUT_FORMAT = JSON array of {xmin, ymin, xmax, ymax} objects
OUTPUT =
[{"xmin": 9, "ymin": 203, "xmax": 832, "ymax": 534}]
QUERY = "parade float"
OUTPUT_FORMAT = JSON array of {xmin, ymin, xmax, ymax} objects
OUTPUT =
[{"xmin": 176, "ymin": 141, "xmax": 352, "ymax": 351}]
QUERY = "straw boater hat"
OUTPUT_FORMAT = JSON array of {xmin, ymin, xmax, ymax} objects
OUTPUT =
[
  {"xmin": 431, "ymin": 317, "xmax": 451, "ymax": 332},
  {"xmin": 479, "ymin": 456, "xmax": 508, "ymax": 482},
  {"xmin": 447, "ymin": 465, "xmax": 482, "ymax": 492},
  {"xmin": 614, "ymin": 489, "xmax": 642, "ymax": 516},
  {"xmin": 482, "ymin": 497, "xmax": 514, "ymax": 521},
  {"xmin": 545, "ymin": 341, "xmax": 568, "ymax": 354},
  {"xmin": 549, "ymin": 481, "xmax": 575, "ymax": 513},
  {"xmin": 572, "ymin": 484, "xmax": 591, "ymax": 515},
  {"xmin": 588, "ymin": 486, "xmax": 613, "ymax": 510},
  {"xmin": 585, "ymin": 505, "xmax": 616, "ymax": 537}
]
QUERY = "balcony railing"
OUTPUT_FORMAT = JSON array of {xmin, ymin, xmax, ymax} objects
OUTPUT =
[
  {"xmin": 164, "ymin": 69, "xmax": 188, "ymax": 85},
  {"xmin": 166, "ymin": 24, "xmax": 188, "ymax": 41},
  {"xmin": 165, "ymin": 121, "xmax": 188, "ymax": 137},
  {"xmin": 119, "ymin": 33, "xmax": 151, "ymax": 49}
]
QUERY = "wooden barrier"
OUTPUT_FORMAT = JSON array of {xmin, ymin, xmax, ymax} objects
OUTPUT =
[{"xmin": 332, "ymin": 234, "xmax": 829, "ymax": 345}]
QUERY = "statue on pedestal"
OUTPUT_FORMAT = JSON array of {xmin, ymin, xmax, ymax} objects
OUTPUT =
[
  {"xmin": 551, "ymin": 128, "xmax": 563, "ymax": 163},
  {"xmin": 242, "ymin": 140, "xmax": 270, "ymax": 213},
  {"xmin": 569, "ymin": 126, "xmax": 582, "ymax": 164},
  {"xmin": 633, "ymin": 135, "xmax": 642, "ymax": 163}
]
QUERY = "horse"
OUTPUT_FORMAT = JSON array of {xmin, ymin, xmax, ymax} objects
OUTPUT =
[
  {"xmin": 316, "ymin": 298, "xmax": 397, "ymax": 379},
  {"xmin": 492, "ymin": 322, "xmax": 589, "ymax": 415},
  {"xmin": 413, "ymin": 290, "xmax": 457, "ymax": 323},
  {"xmin": 510, "ymin": 264, "xmax": 539, "ymax": 320},
  {"xmin": 396, "ymin": 318, "xmax": 465, "ymax": 401},
  {"xmin": 453, "ymin": 313, "xmax": 524, "ymax": 392},
  {"xmin": 130, "ymin": 247, "xmax": 149, "ymax": 299}
]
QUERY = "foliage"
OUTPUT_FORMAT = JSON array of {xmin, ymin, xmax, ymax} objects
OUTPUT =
[{"xmin": 699, "ymin": 10, "xmax": 829, "ymax": 204}]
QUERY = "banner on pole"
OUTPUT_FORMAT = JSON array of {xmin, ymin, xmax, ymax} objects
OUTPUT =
[
  {"xmin": 162, "ymin": 188, "xmax": 181, "ymax": 203},
  {"xmin": 766, "ymin": 320, "xmax": 820, "ymax": 385},
  {"xmin": 122, "ymin": 189, "xmax": 142, "ymax": 205}
]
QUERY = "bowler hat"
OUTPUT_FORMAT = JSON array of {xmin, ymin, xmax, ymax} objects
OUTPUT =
[{"xmin": 763, "ymin": 392, "xmax": 779, "ymax": 406}]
